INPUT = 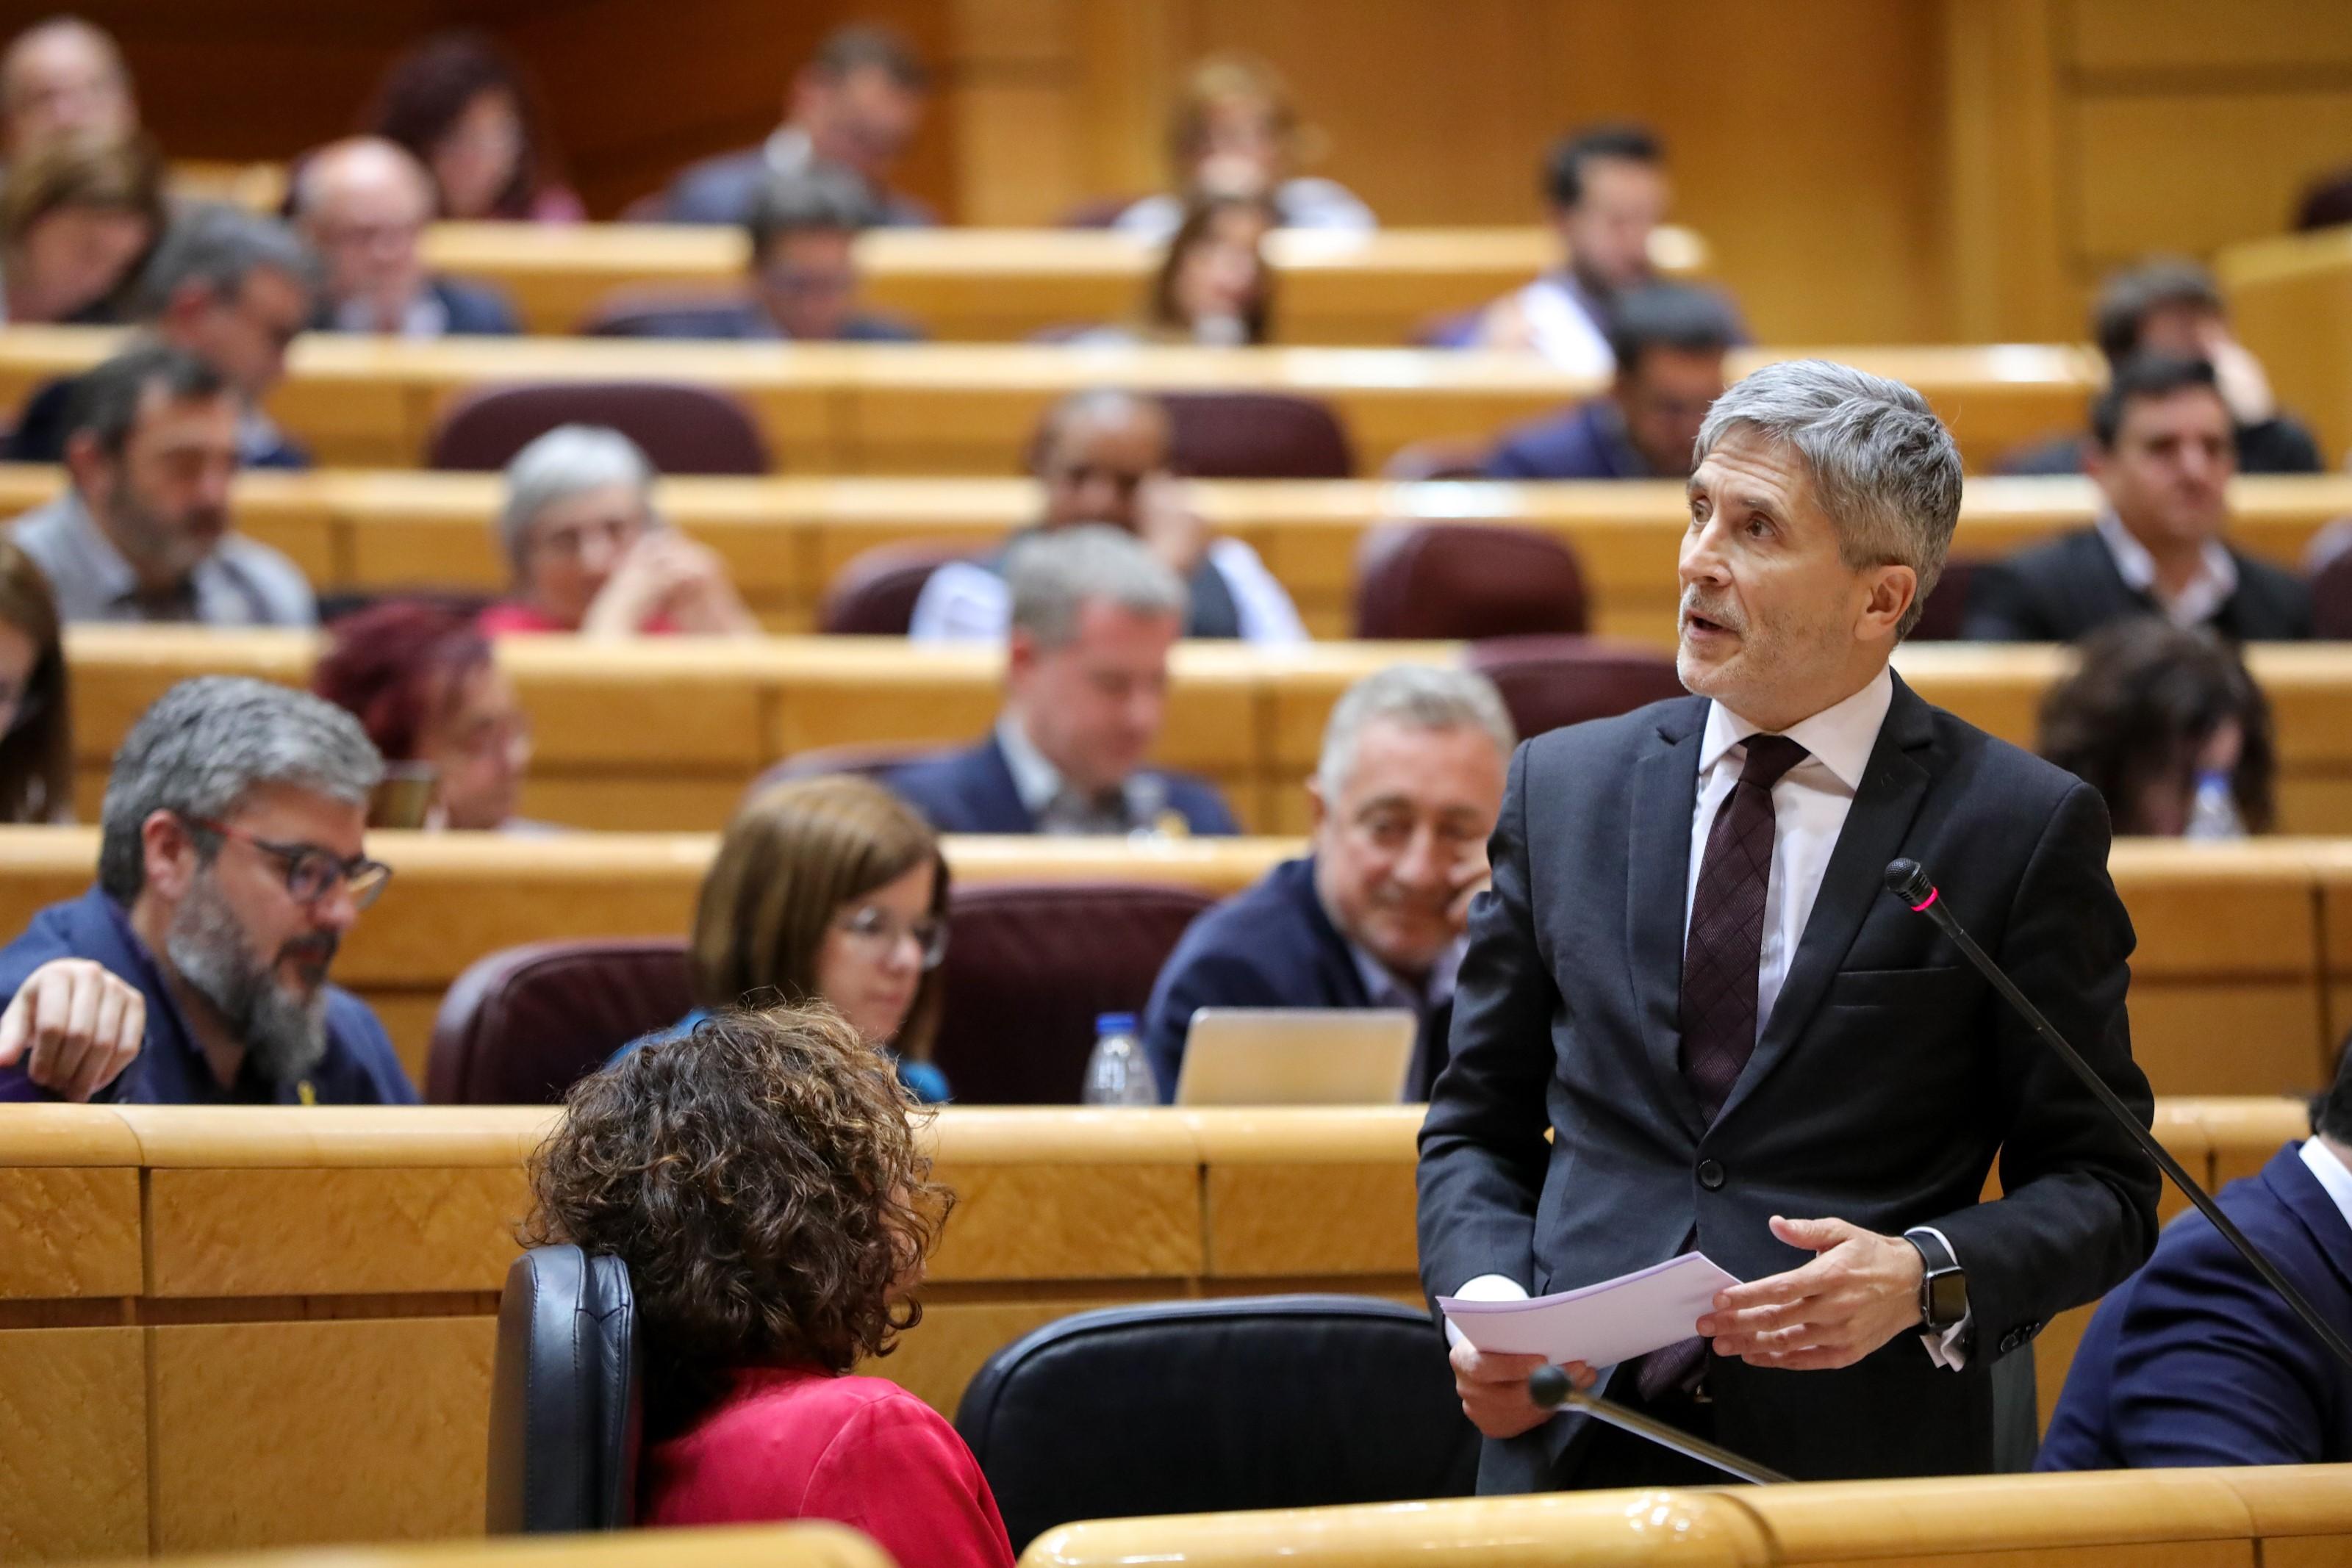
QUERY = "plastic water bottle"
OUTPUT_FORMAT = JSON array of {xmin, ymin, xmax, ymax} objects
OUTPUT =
[
  {"xmin": 2184, "ymin": 770, "xmax": 2245, "ymax": 842},
  {"xmin": 1081, "ymin": 1013, "xmax": 1158, "ymax": 1106}
]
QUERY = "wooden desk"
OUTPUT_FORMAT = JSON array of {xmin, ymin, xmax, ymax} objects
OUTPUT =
[
  {"xmin": 0, "ymin": 328, "xmax": 2096, "ymax": 472},
  {"xmin": 0, "ymin": 1104, "xmax": 2316, "ymax": 1562},
  {"xmin": 4, "ymin": 468, "xmax": 2342, "ymax": 644},
  {"xmin": 99, "ymin": 1525, "xmax": 897, "ymax": 1568},
  {"xmin": 419, "ymin": 223, "xmax": 1591, "ymax": 345}
]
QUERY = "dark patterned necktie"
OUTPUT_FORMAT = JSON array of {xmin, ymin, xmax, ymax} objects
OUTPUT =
[{"xmin": 1635, "ymin": 732, "xmax": 1808, "ymax": 1405}]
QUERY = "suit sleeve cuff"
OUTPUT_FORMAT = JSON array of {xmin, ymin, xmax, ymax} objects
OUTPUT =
[
  {"xmin": 1907, "ymin": 1226, "xmax": 1970, "ymax": 1370},
  {"xmin": 1444, "ymin": 1273, "xmax": 1530, "ymax": 1349}
]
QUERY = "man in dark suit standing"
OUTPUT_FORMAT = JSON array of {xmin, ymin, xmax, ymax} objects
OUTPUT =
[
  {"xmin": 1141, "ymin": 663, "xmax": 1515, "ymax": 1099},
  {"xmin": 885, "ymin": 526, "xmax": 1238, "ymax": 838},
  {"xmin": 1420, "ymin": 359, "xmax": 2159, "ymax": 1489},
  {"xmin": 1964, "ymin": 356, "xmax": 2311, "ymax": 642},
  {"xmin": 2038, "ymin": 1039, "xmax": 2352, "ymax": 1468}
]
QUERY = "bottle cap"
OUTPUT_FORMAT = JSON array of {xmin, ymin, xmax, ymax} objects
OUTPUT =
[{"xmin": 1096, "ymin": 1013, "xmax": 1138, "ymax": 1035}]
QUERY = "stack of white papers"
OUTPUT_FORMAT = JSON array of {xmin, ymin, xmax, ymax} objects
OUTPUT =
[{"xmin": 1438, "ymin": 1254, "xmax": 1740, "ymax": 1368}]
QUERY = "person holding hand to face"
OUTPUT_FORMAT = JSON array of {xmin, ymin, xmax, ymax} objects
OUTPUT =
[
  {"xmin": 1141, "ymin": 665, "xmax": 1513, "ymax": 1100},
  {"xmin": 477, "ymin": 425, "xmax": 759, "ymax": 639}
]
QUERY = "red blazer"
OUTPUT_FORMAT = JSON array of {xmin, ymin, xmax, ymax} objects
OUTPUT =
[{"xmin": 641, "ymin": 1364, "xmax": 1014, "ymax": 1567}]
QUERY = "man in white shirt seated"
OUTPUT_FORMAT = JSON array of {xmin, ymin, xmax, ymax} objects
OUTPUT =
[{"xmin": 909, "ymin": 388, "xmax": 1305, "ymax": 646}]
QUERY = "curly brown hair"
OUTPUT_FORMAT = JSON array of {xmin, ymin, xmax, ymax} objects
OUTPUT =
[{"xmin": 523, "ymin": 1004, "xmax": 952, "ymax": 1435}]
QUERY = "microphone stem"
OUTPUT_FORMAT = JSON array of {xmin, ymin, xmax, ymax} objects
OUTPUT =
[
  {"xmin": 1562, "ymin": 1390, "xmax": 1791, "ymax": 1485},
  {"xmin": 1925, "ymin": 905, "xmax": 2352, "ymax": 1376}
]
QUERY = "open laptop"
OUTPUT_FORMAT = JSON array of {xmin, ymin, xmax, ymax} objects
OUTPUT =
[{"xmin": 1173, "ymin": 1008, "xmax": 1419, "ymax": 1107}]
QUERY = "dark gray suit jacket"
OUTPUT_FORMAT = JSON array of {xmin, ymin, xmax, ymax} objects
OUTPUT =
[
  {"xmin": 1961, "ymin": 527, "xmax": 2312, "ymax": 643},
  {"xmin": 1416, "ymin": 674, "xmax": 2159, "ymax": 1486}
]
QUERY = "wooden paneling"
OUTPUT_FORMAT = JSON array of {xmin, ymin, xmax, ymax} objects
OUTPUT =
[
  {"xmin": 0, "ymin": 1326, "xmax": 147, "ymax": 1561},
  {"xmin": 2219, "ymin": 227, "xmax": 2352, "ymax": 466},
  {"xmin": 0, "ymin": 1168, "xmax": 142, "ymax": 1299},
  {"xmin": 146, "ymin": 1168, "xmax": 532, "ymax": 1298}
]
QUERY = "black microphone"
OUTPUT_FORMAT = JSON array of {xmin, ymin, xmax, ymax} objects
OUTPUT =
[
  {"xmin": 1521, "ymin": 1364, "xmax": 1790, "ymax": 1485},
  {"xmin": 1883, "ymin": 857, "xmax": 2352, "ymax": 1375}
]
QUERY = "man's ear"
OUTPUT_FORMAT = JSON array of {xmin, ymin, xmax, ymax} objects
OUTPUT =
[
  {"xmin": 1305, "ymin": 774, "xmax": 1330, "ymax": 838},
  {"xmin": 1004, "ymin": 627, "xmax": 1038, "ymax": 686},
  {"xmin": 139, "ymin": 810, "xmax": 199, "ymax": 903},
  {"xmin": 1860, "ymin": 564, "xmax": 1918, "ymax": 641}
]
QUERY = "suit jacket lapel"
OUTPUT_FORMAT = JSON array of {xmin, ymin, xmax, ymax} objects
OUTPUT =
[
  {"xmin": 1713, "ymin": 674, "xmax": 1937, "ymax": 1127},
  {"xmin": 2263, "ymin": 1147, "xmax": 2352, "ymax": 1298},
  {"xmin": 1624, "ymin": 700, "xmax": 1708, "ymax": 1138},
  {"xmin": 975, "ymin": 735, "xmax": 1039, "ymax": 832}
]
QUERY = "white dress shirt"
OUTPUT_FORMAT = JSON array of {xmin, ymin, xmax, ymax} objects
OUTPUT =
[
  {"xmin": 2299, "ymin": 1137, "xmax": 2352, "ymax": 1231},
  {"xmin": 2094, "ymin": 510, "xmax": 2237, "ymax": 628}
]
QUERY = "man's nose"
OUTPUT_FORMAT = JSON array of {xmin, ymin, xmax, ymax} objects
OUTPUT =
[
  {"xmin": 312, "ymin": 882, "xmax": 362, "ymax": 934},
  {"xmin": 1679, "ymin": 518, "xmax": 1732, "ymax": 586}
]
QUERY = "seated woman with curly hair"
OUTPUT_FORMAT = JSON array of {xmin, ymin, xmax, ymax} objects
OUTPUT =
[{"xmin": 526, "ymin": 1005, "xmax": 1013, "ymax": 1565}]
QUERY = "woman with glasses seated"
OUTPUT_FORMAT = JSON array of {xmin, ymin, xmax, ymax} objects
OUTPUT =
[
  {"xmin": 477, "ymin": 425, "xmax": 759, "ymax": 639},
  {"xmin": 613, "ymin": 774, "xmax": 952, "ymax": 1102},
  {"xmin": 0, "ymin": 540, "xmax": 72, "ymax": 824},
  {"xmin": 530, "ymin": 1004, "xmax": 1012, "ymax": 1562}
]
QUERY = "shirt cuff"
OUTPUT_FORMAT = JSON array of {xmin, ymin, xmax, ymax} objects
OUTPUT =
[
  {"xmin": 1444, "ymin": 1273, "xmax": 1530, "ymax": 1350},
  {"xmin": 1907, "ymin": 1225, "xmax": 1970, "ymax": 1370}
]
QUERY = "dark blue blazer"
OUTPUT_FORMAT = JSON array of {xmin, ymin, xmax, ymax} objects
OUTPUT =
[
  {"xmin": 431, "ymin": 278, "xmax": 522, "ymax": 337},
  {"xmin": 2039, "ymin": 1142, "xmax": 2352, "ymax": 1468},
  {"xmin": 660, "ymin": 148, "xmax": 935, "ymax": 228},
  {"xmin": 1141, "ymin": 855, "xmax": 1451, "ymax": 1103},
  {"xmin": 881, "ymin": 733, "xmax": 1238, "ymax": 838},
  {"xmin": 1482, "ymin": 399, "xmax": 1649, "ymax": 481},
  {"xmin": 0, "ymin": 885, "xmax": 415, "ymax": 1105},
  {"xmin": 1960, "ymin": 527, "xmax": 2313, "ymax": 642}
]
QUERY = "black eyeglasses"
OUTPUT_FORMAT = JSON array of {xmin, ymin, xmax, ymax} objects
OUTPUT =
[
  {"xmin": 186, "ymin": 816, "xmax": 393, "ymax": 910},
  {"xmin": 830, "ymin": 905, "xmax": 949, "ymax": 971}
]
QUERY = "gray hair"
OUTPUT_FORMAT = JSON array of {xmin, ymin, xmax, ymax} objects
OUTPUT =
[
  {"xmin": 132, "ymin": 201, "xmax": 320, "ymax": 320},
  {"xmin": 1316, "ymin": 664, "xmax": 1516, "ymax": 799},
  {"xmin": 496, "ymin": 425, "xmax": 657, "ymax": 569},
  {"xmin": 1694, "ymin": 359, "xmax": 1962, "ymax": 640},
  {"xmin": 1005, "ymin": 525, "xmax": 1188, "ymax": 650},
  {"xmin": 99, "ymin": 677, "xmax": 384, "ymax": 902}
]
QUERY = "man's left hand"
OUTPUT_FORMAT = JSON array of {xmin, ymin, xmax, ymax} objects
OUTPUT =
[{"xmin": 1695, "ymin": 1215, "xmax": 1923, "ymax": 1371}]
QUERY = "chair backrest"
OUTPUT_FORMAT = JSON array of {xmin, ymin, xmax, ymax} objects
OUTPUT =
[
  {"xmin": 932, "ymin": 880, "xmax": 1216, "ymax": 1104},
  {"xmin": 1464, "ymin": 634, "xmax": 1689, "ymax": 741},
  {"xmin": 486, "ymin": 1244, "xmax": 643, "ymax": 1534},
  {"xmin": 955, "ymin": 1295, "xmax": 1478, "ymax": 1553},
  {"xmin": 426, "ymin": 381, "xmax": 771, "ymax": 474},
  {"xmin": 1353, "ymin": 522, "xmax": 1589, "ymax": 640},
  {"xmin": 1907, "ymin": 556, "xmax": 1979, "ymax": 642},
  {"xmin": 1162, "ymin": 391, "xmax": 1355, "ymax": 478},
  {"xmin": 427, "ymin": 938, "xmax": 692, "ymax": 1104},
  {"xmin": 2313, "ymin": 547, "xmax": 2352, "ymax": 639},
  {"xmin": 820, "ymin": 542, "xmax": 983, "ymax": 634}
]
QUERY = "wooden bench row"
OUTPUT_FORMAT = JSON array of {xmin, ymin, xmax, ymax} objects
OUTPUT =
[
  {"xmin": 0, "ymin": 1099, "xmax": 2313, "ymax": 1561},
  {"xmin": 51, "ymin": 630, "xmax": 2352, "ymax": 838},
  {"xmin": 0, "ymin": 328, "xmax": 2097, "ymax": 472},
  {"xmin": 5, "ymin": 467, "xmax": 2343, "ymax": 644}
]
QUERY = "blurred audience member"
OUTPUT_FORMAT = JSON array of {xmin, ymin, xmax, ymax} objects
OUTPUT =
[
  {"xmin": 1462, "ymin": 123, "xmax": 1676, "ymax": 372},
  {"xmin": 0, "ymin": 129, "xmax": 162, "ymax": 323},
  {"xmin": 1482, "ymin": 283, "xmax": 1735, "ymax": 479},
  {"xmin": 527, "ymin": 1007, "xmax": 1011, "ymax": 1563},
  {"xmin": 911, "ymin": 388, "xmax": 1302, "ymax": 644},
  {"xmin": 0, "ymin": 17, "xmax": 134, "ymax": 167},
  {"xmin": 311, "ymin": 601, "xmax": 534, "ymax": 832},
  {"xmin": 479, "ymin": 425, "xmax": 757, "ymax": 637},
  {"xmin": 1113, "ymin": 54, "xmax": 1373, "ymax": 242},
  {"xmin": 0, "ymin": 676, "xmax": 415, "ymax": 1104},
  {"xmin": 1083, "ymin": 195, "xmax": 1274, "ymax": 347},
  {"xmin": 9, "ymin": 342, "xmax": 315, "ymax": 627},
  {"xmin": 2039, "ymin": 1033, "xmax": 2352, "ymax": 1467},
  {"xmin": 292, "ymin": 137, "xmax": 519, "ymax": 337},
  {"xmin": 659, "ymin": 24, "xmax": 931, "ymax": 228},
  {"xmin": 2036, "ymin": 619, "xmax": 2273, "ymax": 838},
  {"xmin": 1142, "ymin": 665, "xmax": 1512, "ymax": 1100},
  {"xmin": 1965, "ymin": 356, "xmax": 2311, "ymax": 642},
  {"xmin": 364, "ymin": 29, "xmax": 583, "ymax": 223},
  {"xmin": 888, "ymin": 526, "xmax": 1237, "ymax": 837},
  {"xmin": 614, "ymin": 776, "xmax": 951, "ymax": 1102},
  {"xmin": 2006, "ymin": 258, "xmax": 2322, "ymax": 476},
  {"xmin": 0, "ymin": 539, "xmax": 71, "ymax": 823},
  {"xmin": 8, "ymin": 202, "xmax": 318, "ymax": 467}
]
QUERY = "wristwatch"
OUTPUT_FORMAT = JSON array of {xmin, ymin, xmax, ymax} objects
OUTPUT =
[{"xmin": 1904, "ymin": 1228, "xmax": 1969, "ymax": 1334}]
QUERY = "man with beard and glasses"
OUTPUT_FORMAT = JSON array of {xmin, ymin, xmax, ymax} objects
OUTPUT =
[
  {"xmin": 1141, "ymin": 664, "xmax": 1513, "ymax": 1101},
  {"xmin": 7, "ymin": 340, "xmax": 316, "ymax": 625},
  {"xmin": 0, "ymin": 676, "xmax": 415, "ymax": 1104}
]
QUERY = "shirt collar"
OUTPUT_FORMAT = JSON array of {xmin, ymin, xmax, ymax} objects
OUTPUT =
[
  {"xmin": 333, "ymin": 288, "xmax": 448, "ymax": 339},
  {"xmin": 2093, "ymin": 511, "xmax": 2238, "ymax": 625},
  {"xmin": 995, "ymin": 713, "xmax": 1066, "ymax": 817},
  {"xmin": 49, "ymin": 489, "xmax": 142, "ymax": 608},
  {"xmin": 1699, "ymin": 663, "xmax": 1895, "ymax": 794},
  {"xmin": 1345, "ymin": 934, "xmax": 1465, "ymax": 1015},
  {"xmin": 763, "ymin": 126, "xmax": 814, "ymax": 177},
  {"xmin": 2298, "ymin": 1137, "xmax": 2352, "ymax": 1233}
]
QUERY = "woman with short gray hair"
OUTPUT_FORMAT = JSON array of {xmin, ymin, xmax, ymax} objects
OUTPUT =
[{"xmin": 478, "ymin": 424, "xmax": 759, "ymax": 637}]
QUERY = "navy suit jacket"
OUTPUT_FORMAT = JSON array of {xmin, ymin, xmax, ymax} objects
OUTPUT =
[
  {"xmin": 2039, "ymin": 1142, "xmax": 2352, "ymax": 1468},
  {"xmin": 881, "ymin": 733, "xmax": 1238, "ymax": 838},
  {"xmin": 1141, "ymin": 855, "xmax": 1452, "ymax": 1103},
  {"xmin": 661, "ymin": 148, "xmax": 934, "ymax": 228},
  {"xmin": 1419, "ymin": 675, "xmax": 2159, "ymax": 1486},
  {"xmin": 431, "ymin": 278, "xmax": 521, "ymax": 337},
  {"xmin": 1482, "ymin": 399, "xmax": 1649, "ymax": 481},
  {"xmin": 1961, "ymin": 527, "xmax": 2312, "ymax": 642}
]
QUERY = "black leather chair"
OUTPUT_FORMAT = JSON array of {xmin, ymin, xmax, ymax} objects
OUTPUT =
[
  {"xmin": 956, "ymin": 1295, "xmax": 1477, "ymax": 1552},
  {"xmin": 486, "ymin": 1244, "xmax": 643, "ymax": 1533}
]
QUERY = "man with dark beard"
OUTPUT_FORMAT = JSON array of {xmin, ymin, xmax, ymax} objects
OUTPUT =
[{"xmin": 0, "ymin": 676, "xmax": 415, "ymax": 1103}]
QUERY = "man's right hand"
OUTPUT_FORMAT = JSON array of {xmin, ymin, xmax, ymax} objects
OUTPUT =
[
  {"xmin": 1449, "ymin": 1342, "xmax": 1589, "ymax": 1439},
  {"xmin": 0, "ymin": 958, "xmax": 146, "ymax": 1101}
]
